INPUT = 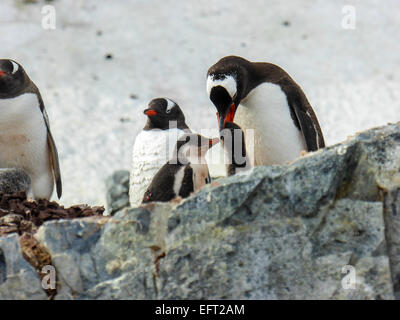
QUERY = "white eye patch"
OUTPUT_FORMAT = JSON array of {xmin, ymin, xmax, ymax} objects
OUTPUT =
[
  {"xmin": 165, "ymin": 98, "xmax": 176, "ymax": 112},
  {"xmin": 207, "ymin": 75, "xmax": 237, "ymax": 99},
  {"xmin": 11, "ymin": 61, "xmax": 19, "ymax": 74}
]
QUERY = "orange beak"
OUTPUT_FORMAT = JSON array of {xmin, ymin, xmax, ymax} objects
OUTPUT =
[
  {"xmin": 0, "ymin": 70, "xmax": 5, "ymax": 77},
  {"xmin": 143, "ymin": 108, "xmax": 158, "ymax": 117}
]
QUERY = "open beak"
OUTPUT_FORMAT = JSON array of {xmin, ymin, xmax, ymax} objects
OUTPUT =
[
  {"xmin": 217, "ymin": 103, "xmax": 236, "ymax": 131},
  {"xmin": 143, "ymin": 108, "xmax": 157, "ymax": 117}
]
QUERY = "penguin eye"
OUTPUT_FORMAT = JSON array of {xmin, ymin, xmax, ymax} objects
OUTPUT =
[
  {"xmin": 166, "ymin": 108, "xmax": 171, "ymax": 114},
  {"xmin": 10, "ymin": 61, "xmax": 19, "ymax": 75}
]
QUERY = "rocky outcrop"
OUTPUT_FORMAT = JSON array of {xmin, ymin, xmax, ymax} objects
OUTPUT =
[
  {"xmin": 0, "ymin": 192, "xmax": 105, "ymax": 299},
  {"xmin": 1, "ymin": 123, "xmax": 400, "ymax": 299}
]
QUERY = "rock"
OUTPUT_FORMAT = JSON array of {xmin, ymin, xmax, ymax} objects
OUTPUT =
[
  {"xmin": 34, "ymin": 216, "xmax": 109, "ymax": 299},
  {"xmin": 156, "ymin": 198, "xmax": 391, "ymax": 300},
  {"xmin": 0, "ymin": 168, "xmax": 31, "ymax": 195},
  {"xmin": 105, "ymin": 170, "xmax": 130, "ymax": 215},
  {"xmin": 3, "ymin": 123, "xmax": 400, "ymax": 299},
  {"xmin": 34, "ymin": 204, "xmax": 170, "ymax": 299},
  {"xmin": 381, "ymin": 183, "xmax": 400, "ymax": 299},
  {"xmin": 0, "ymin": 234, "xmax": 47, "ymax": 300}
]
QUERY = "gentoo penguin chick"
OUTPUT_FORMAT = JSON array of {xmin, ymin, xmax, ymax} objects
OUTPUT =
[
  {"xmin": 0, "ymin": 59, "xmax": 62, "ymax": 200},
  {"xmin": 207, "ymin": 56, "xmax": 325, "ymax": 166},
  {"xmin": 0, "ymin": 168, "xmax": 31, "ymax": 195},
  {"xmin": 220, "ymin": 122, "xmax": 251, "ymax": 176},
  {"xmin": 142, "ymin": 133, "xmax": 219, "ymax": 203},
  {"xmin": 129, "ymin": 98, "xmax": 191, "ymax": 207}
]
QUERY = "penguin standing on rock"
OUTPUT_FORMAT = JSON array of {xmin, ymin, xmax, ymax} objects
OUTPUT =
[
  {"xmin": 129, "ymin": 98, "xmax": 191, "ymax": 207},
  {"xmin": 0, "ymin": 59, "xmax": 62, "ymax": 200},
  {"xmin": 142, "ymin": 133, "xmax": 219, "ymax": 204},
  {"xmin": 207, "ymin": 56, "xmax": 325, "ymax": 166}
]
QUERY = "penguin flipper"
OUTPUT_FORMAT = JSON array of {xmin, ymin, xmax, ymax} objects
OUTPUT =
[
  {"xmin": 37, "ymin": 94, "xmax": 62, "ymax": 199},
  {"xmin": 178, "ymin": 166, "xmax": 194, "ymax": 198},
  {"xmin": 293, "ymin": 103, "xmax": 325, "ymax": 152},
  {"xmin": 46, "ymin": 128, "xmax": 62, "ymax": 199}
]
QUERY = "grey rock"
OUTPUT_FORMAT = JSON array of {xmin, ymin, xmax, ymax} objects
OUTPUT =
[
  {"xmin": 34, "ymin": 216, "xmax": 109, "ymax": 299},
  {"xmin": 105, "ymin": 170, "xmax": 130, "ymax": 215},
  {"xmin": 4, "ymin": 123, "xmax": 400, "ymax": 299},
  {"xmin": 0, "ymin": 168, "xmax": 31, "ymax": 194},
  {"xmin": 0, "ymin": 234, "xmax": 47, "ymax": 300},
  {"xmin": 381, "ymin": 183, "xmax": 400, "ymax": 299},
  {"xmin": 157, "ymin": 199, "xmax": 391, "ymax": 300}
]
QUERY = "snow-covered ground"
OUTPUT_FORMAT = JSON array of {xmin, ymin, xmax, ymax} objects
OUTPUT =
[{"xmin": 1, "ymin": 0, "xmax": 399, "ymax": 207}]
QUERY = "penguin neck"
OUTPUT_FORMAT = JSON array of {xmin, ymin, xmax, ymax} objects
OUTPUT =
[
  {"xmin": 0, "ymin": 77, "xmax": 35, "ymax": 100},
  {"xmin": 171, "ymin": 149, "xmax": 207, "ymax": 166},
  {"xmin": 240, "ymin": 62, "xmax": 291, "ymax": 101}
]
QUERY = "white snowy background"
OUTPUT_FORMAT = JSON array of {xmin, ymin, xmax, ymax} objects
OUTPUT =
[{"xmin": 1, "ymin": 0, "xmax": 399, "ymax": 207}]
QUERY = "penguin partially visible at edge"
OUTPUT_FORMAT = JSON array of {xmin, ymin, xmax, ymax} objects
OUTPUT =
[
  {"xmin": 207, "ymin": 56, "xmax": 325, "ymax": 167},
  {"xmin": 129, "ymin": 98, "xmax": 191, "ymax": 207},
  {"xmin": 220, "ymin": 122, "xmax": 252, "ymax": 176},
  {"xmin": 142, "ymin": 133, "xmax": 219, "ymax": 204},
  {"xmin": 0, "ymin": 59, "xmax": 62, "ymax": 200}
]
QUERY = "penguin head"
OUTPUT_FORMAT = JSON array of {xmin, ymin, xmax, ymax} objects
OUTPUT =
[
  {"xmin": 0, "ymin": 59, "xmax": 28, "ymax": 98},
  {"xmin": 207, "ymin": 56, "xmax": 251, "ymax": 131},
  {"xmin": 143, "ymin": 97, "xmax": 187, "ymax": 130},
  {"xmin": 174, "ymin": 133, "xmax": 219, "ymax": 164}
]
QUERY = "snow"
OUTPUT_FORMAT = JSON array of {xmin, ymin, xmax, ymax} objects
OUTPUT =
[{"xmin": 1, "ymin": 0, "xmax": 399, "ymax": 207}]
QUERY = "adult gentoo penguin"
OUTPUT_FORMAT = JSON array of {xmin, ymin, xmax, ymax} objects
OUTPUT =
[
  {"xmin": 207, "ymin": 56, "xmax": 325, "ymax": 166},
  {"xmin": 142, "ymin": 133, "xmax": 218, "ymax": 203},
  {"xmin": 0, "ymin": 59, "xmax": 62, "ymax": 200},
  {"xmin": 129, "ymin": 98, "xmax": 191, "ymax": 207}
]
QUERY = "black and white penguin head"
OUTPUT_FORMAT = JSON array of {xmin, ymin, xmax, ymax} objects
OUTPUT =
[
  {"xmin": 174, "ymin": 133, "xmax": 219, "ymax": 164},
  {"xmin": 207, "ymin": 56, "xmax": 253, "ymax": 131},
  {"xmin": 0, "ymin": 59, "xmax": 29, "ymax": 98},
  {"xmin": 143, "ymin": 97, "xmax": 188, "ymax": 130}
]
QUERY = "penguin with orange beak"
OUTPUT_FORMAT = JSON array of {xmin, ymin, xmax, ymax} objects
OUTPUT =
[
  {"xmin": 207, "ymin": 56, "xmax": 325, "ymax": 166},
  {"xmin": 129, "ymin": 98, "xmax": 191, "ymax": 207}
]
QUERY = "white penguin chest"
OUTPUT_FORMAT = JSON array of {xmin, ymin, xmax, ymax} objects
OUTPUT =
[
  {"xmin": 235, "ymin": 82, "xmax": 306, "ymax": 166},
  {"xmin": 132, "ymin": 128, "xmax": 185, "ymax": 167},
  {"xmin": 129, "ymin": 128, "xmax": 186, "ymax": 206},
  {"xmin": 0, "ymin": 93, "xmax": 48, "ymax": 172}
]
